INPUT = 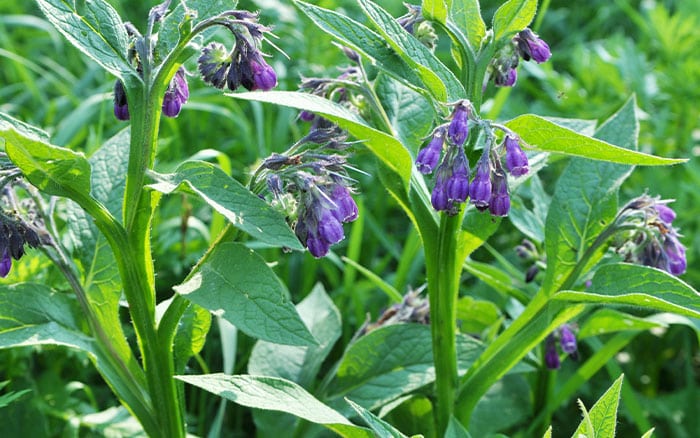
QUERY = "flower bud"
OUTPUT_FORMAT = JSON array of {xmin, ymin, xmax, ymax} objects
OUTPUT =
[
  {"xmin": 663, "ymin": 233, "xmax": 686, "ymax": 275},
  {"xmin": 559, "ymin": 325, "xmax": 577, "ymax": 355},
  {"xmin": 446, "ymin": 149, "xmax": 470, "ymax": 203},
  {"xmin": 0, "ymin": 250, "xmax": 11, "ymax": 278},
  {"xmin": 198, "ymin": 42, "xmax": 231, "ymax": 89},
  {"xmin": 448, "ymin": 102, "xmax": 469, "ymax": 146},
  {"xmin": 515, "ymin": 28, "xmax": 551, "ymax": 63},
  {"xmin": 489, "ymin": 171, "xmax": 510, "ymax": 217},
  {"xmin": 544, "ymin": 335, "xmax": 560, "ymax": 370},
  {"xmin": 416, "ymin": 129, "xmax": 445, "ymax": 174},
  {"xmin": 504, "ymin": 134, "xmax": 529, "ymax": 177},
  {"xmin": 113, "ymin": 80, "xmax": 130, "ymax": 121},
  {"xmin": 470, "ymin": 152, "xmax": 492, "ymax": 209},
  {"xmin": 494, "ymin": 67, "xmax": 517, "ymax": 87},
  {"xmin": 331, "ymin": 185, "xmax": 358, "ymax": 222},
  {"xmin": 654, "ymin": 204, "xmax": 676, "ymax": 225}
]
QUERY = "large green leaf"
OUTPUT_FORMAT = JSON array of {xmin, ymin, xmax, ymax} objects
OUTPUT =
[
  {"xmin": 330, "ymin": 324, "xmax": 483, "ymax": 410},
  {"xmin": 578, "ymin": 308, "xmax": 665, "ymax": 339},
  {"xmin": 359, "ymin": 0, "xmax": 465, "ymax": 102},
  {"xmin": 36, "ymin": 0, "xmax": 134, "ymax": 79},
  {"xmin": 492, "ymin": 0, "xmax": 537, "ymax": 42},
  {"xmin": 174, "ymin": 242, "xmax": 315, "ymax": 346},
  {"xmin": 469, "ymin": 374, "xmax": 532, "ymax": 436},
  {"xmin": 2, "ymin": 127, "xmax": 92, "ymax": 200},
  {"xmin": 230, "ymin": 91, "xmax": 412, "ymax": 187},
  {"xmin": 294, "ymin": 1, "xmax": 427, "ymax": 97},
  {"xmin": 176, "ymin": 374, "xmax": 372, "ymax": 438},
  {"xmin": 248, "ymin": 283, "xmax": 341, "ymax": 387},
  {"xmin": 572, "ymin": 375, "xmax": 624, "ymax": 438},
  {"xmin": 149, "ymin": 160, "xmax": 302, "ymax": 250},
  {"xmin": 346, "ymin": 398, "xmax": 408, "ymax": 438},
  {"xmin": 449, "ymin": 0, "xmax": 486, "ymax": 51},
  {"xmin": 0, "ymin": 112, "xmax": 50, "ymax": 143},
  {"xmin": 506, "ymin": 115, "xmax": 683, "ymax": 166},
  {"xmin": 555, "ymin": 263, "xmax": 700, "ymax": 319},
  {"xmin": 540, "ymin": 98, "xmax": 638, "ymax": 294}
]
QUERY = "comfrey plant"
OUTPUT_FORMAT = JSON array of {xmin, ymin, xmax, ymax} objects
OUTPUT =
[{"xmin": 0, "ymin": 0, "xmax": 697, "ymax": 437}]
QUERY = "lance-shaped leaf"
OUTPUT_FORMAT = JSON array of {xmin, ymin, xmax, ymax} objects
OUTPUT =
[
  {"xmin": 346, "ymin": 398, "xmax": 408, "ymax": 438},
  {"xmin": 36, "ymin": 0, "xmax": 134, "ymax": 79},
  {"xmin": 492, "ymin": 0, "xmax": 537, "ymax": 42},
  {"xmin": 176, "ymin": 374, "xmax": 372, "ymax": 438},
  {"xmin": 230, "ymin": 91, "xmax": 412, "ymax": 188},
  {"xmin": 359, "ymin": 0, "xmax": 465, "ymax": 102},
  {"xmin": 174, "ymin": 242, "xmax": 315, "ymax": 346},
  {"xmin": 554, "ymin": 263, "xmax": 700, "ymax": 319},
  {"xmin": 572, "ymin": 375, "xmax": 624, "ymax": 438},
  {"xmin": 449, "ymin": 0, "xmax": 486, "ymax": 51},
  {"xmin": 149, "ymin": 160, "xmax": 302, "ymax": 250}
]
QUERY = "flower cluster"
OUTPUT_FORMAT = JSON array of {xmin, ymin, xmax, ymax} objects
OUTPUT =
[
  {"xmin": 396, "ymin": 4, "xmax": 437, "ymax": 50},
  {"xmin": 0, "ymin": 211, "xmax": 42, "ymax": 278},
  {"xmin": 416, "ymin": 101, "xmax": 530, "ymax": 216},
  {"xmin": 490, "ymin": 28, "xmax": 551, "ymax": 88},
  {"xmin": 544, "ymin": 324, "xmax": 578, "ymax": 370},
  {"xmin": 359, "ymin": 289, "xmax": 430, "ymax": 335},
  {"xmin": 255, "ymin": 129, "xmax": 358, "ymax": 258},
  {"xmin": 198, "ymin": 11, "xmax": 277, "ymax": 92},
  {"xmin": 612, "ymin": 194, "xmax": 687, "ymax": 276}
]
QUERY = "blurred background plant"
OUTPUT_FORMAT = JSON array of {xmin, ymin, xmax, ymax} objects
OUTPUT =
[{"xmin": 0, "ymin": 0, "xmax": 697, "ymax": 436}]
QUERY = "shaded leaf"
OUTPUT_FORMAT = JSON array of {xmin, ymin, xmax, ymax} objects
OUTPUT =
[
  {"xmin": 346, "ymin": 398, "xmax": 408, "ymax": 438},
  {"xmin": 492, "ymin": 0, "xmax": 537, "ymax": 42}
]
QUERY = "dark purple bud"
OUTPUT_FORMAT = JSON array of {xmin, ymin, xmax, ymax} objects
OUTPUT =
[
  {"xmin": 198, "ymin": 43, "xmax": 231, "ymax": 89},
  {"xmin": 494, "ymin": 67, "xmax": 517, "ymax": 87},
  {"xmin": 331, "ymin": 185, "xmax": 358, "ymax": 222},
  {"xmin": 515, "ymin": 28, "xmax": 551, "ymax": 63},
  {"xmin": 162, "ymin": 89, "xmax": 183, "ymax": 117},
  {"xmin": 299, "ymin": 111, "xmax": 315, "ymax": 122},
  {"xmin": 544, "ymin": 334, "xmax": 560, "ymax": 370},
  {"xmin": 307, "ymin": 234, "xmax": 331, "ymax": 258},
  {"xmin": 448, "ymin": 102, "xmax": 469, "ymax": 146},
  {"xmin": 0, "ymin": 250, "xmax": 11, "ymax": 278},
  {"xmin": 8, "ymin": 228, "xmax": 24, "ymax": 260},
  {"xmin": 245, "ymin": 51, "xmax": 277, "ymax": 91},
  {"xmin": 113, "ymin": 80, "xmax": 130, "ymax": 121},
  {"xmin": 318, "ymin": 210, "xmax": 344, "ymax": 244},
  {"xmin": 446, "ymin": 150, "xmax": 470, "ymax": 203},
  {"xmin": 489, "ymin": 172, "xmax": 510, "ymax": 217},
  {"xmin": 504, "ymin": 134, "xmax": 529, "ymax": 177},
  {"xmin": 431, "ymin": 172, "xmax": 451, "ymax": 212},
  {"xmin": 525, "ymin": 265, "xmax": 539, "ymax": 283},
  {"xmin": 470, "ymin": 153, "xmax": 492, "ymax": 209},
  {"xmin": 416, "ymin": 131, "xmax": 445, "ymax": 174},
  {"xmin": 559, "ymin": 325, "xmax": 577, "ymax": 355},
  {"xmin": 654, "ymin": 204, "xmax": 676, "ymax": 225},
  {"xmin": 663, "ymin": 233, "xmax": 686, "ymax": 275}
]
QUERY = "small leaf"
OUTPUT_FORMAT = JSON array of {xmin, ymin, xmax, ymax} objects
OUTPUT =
[
  {"xmin": 176, "ymin": 374, "xmax": 372, "ymax": 438},
  {"xmin": 542, "ymin": 426, "xmax": 552, "ymax": 438},
  {"xmin": 2, "ymin": 127, "xmax": 92, "ymax": 200},
  {"xmin": 572, "ymin": 375, "xmax": 624, "ymax": 438},
  {"xmin": 230, "ymin": 91, "xmax": 412, "ymax": 187},
  {"xmin": 174, "ymin": 242, "xmax": 316, "ymax": 346},
  {"xmin": 555, "ymin": 264, "xmax": 700, "ymax": 319},
  {"xmin": 149, "ymin": 160, "xmax": 302, "ymax": 250},
  {"xmin": 36, "ymin": 0, "xmax": 134, "ymax": 79},
  {"xmin": 359, "ymin": 0, "xmax": 465, "ymax": 102},
  {"xmin": 445, "ymin": 416, "xmax": 472, "ymax": 438},
  {"xmin": 450, "ymin": 0, "xmax": 486, "ymax": 51},
  {"xmin": 346, "ymin": 398, "xmax": 408, "ymax": 438},
  {"xmin": 171, "ymin": 301, "xmax": 211, "ymax": 373},
  {"xmin": 492, "ymin": 0, "xmax": 538, "ymax": 42}
]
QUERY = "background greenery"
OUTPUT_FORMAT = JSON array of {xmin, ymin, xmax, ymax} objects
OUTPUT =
[{"xmin": 0, "ymin": 0, "xmax": 697, "ymax": 436}]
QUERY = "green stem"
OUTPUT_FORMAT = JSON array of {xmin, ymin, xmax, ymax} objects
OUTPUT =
[{"xmin": 426, "ymin": 212, "xmax": 462, "ymax": 435}]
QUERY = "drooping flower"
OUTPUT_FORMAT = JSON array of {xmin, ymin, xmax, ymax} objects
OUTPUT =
[
  {"xmin": 162, "ymin": 68, "xmax": 189, "ymax": 118},
  {"xmin": 446, "ymin": 148, "xmax": 470, "ymax": 203},
  {"xmin": 559, "ymin": 324, "xmax": 578, "ymax": 355},
  {"xmin": 654, "ymin": 203, "xmax": 676, "ymax": 225},
  {"xmin": 504, "ymin": 134, "xmax": 529, "ymax": 177},
  {"xmin": 663, "ymin": 233, "xmax": 686, "ymax": 275},
  {"xmin": 448, "ymin": 102, "xmax": 470, "ymax": 146},
  {"xmin": 494, "ymin": 67, "xmax": 518, "ymax": 87},
  {"xmin": 544, "ymin": 334, "xmax": 560, "ymax": 370},
  {"xmin": 0, "ymin": 250, "xmax": 11, "ymax": 278},
  {"xmin": 469, "ymin": 151, "xmax": 492, "ymax": 210},
  {"xmin": 113, "ymin": 80, "xmax": 130, "ymax": 121},
  {"xmin": 514, "ymin": 28, "xmax": 552, "ymax": 63},
  {"xmin": 489, "ymin": 169, "xmax": 510, "ymax": 217},
  {"xmin": 416, "ymin": 128, "xmax": 446, "ymax": 175}
]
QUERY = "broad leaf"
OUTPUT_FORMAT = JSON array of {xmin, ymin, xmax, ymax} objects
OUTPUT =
[
  {"xmin": 469, "ymin": 374, "xmax": 531, "ymax": 437},
  {"xmin": 0, "ymin": 112, "xmax": 50, "ymax": 143},
  {"xmin": 492, "ymin": 0, "xmax": 537, "ymax": 42},
  {"xmin": 457, "ymin": 208, "xmax": 501, "ymax": 261},
  {"xmin": 174, "ymin": 242, "xmax": 315, "ymax": 346},
  {"xmin": 578, "ymin": 308, "xmax": 665, "ymax": 339},
  {"xmin": 540, "ymin": 97, "xmax": 638, "ymax": 294},
  {"xmin": 450, "ymin": 0, "xmax": 486, "ymax": 51},
  {"xmin": 359, "ymin": 0, "xmax": 465, "ymax": 102},
  {"xmin": 294, "ymin": 1, "xmax": 428, "ymax": 98},
  {"xmin": 506, "ymin": 115, "xmax": 683, "ymax": 166},
  {"xmin": 422, "ymin": 0, "xmax": 448, "ymax": 24},
  {"xmin": 36, "ymin": 0, "xmax": 134, "ymax": 79},
  {"xmin": 230, "ymin": 91, "xmax": 412, "ymax": 187},
  {"xmin": 177, "ymin": 374, "xmax": 372, "ymax": 438},
  {"xmin": 248, "ymin": 283, "xmax": 341, "ymax": 387},
  {"xmin": 346, "ymin": 398, "xmax": 408, "ymax": 438},
  {"xmin": 572, "ymin": 375, "xmax": 624, "ymax": 438},
  {"xmin": 149, "ymin": 160, "xmax": 302, "ymax": 250},
  {"xmin": 2, "ymin": 127, "xmax": 92, "ymax": 201},
  {"xmin": 330, "ymin": 324, "xmax": 483, "ymax": 410},
  {"xmin": 555, "ymin": 263, "xmax": 700, "ymax": 319}
]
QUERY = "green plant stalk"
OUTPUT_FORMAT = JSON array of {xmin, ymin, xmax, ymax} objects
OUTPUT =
[{"xmin": 425, "ymin": 212, "xmax": 462, "ymax": 435}]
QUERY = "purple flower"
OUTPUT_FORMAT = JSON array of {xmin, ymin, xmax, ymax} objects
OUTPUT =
[
  {"xmin": 504, "ymin": 134, "xmax": 529, "ymax": 177},
  {"xmin": 307, "ymin": 233, "xmax": 331, "ymax": 258},
  {"xmin": 489, "ymin": 171, "xmax": 510, "ymax": 216},
  {"xmin": 544, "ymin": 335, "xmax": 560, "ymax": 370},
  {"xmin": 515, "ymin": 28, "xmax": 551, "ymax": 63},
  {"xmin": 198, "ymin": 42, "xmax": 231, "ymax": 89},
  {"xmin": 162, "ymin": 68, "xmax": 189, "ymax": 118},
  {"xmin": 448, "ymin": 102, "xmax": 469, "ymax": 146},
  {"xmin": 663, "ymin": 233, "xmax": 686, "ymax": 275},
  {"xmin": 494, "ymin": 67, "xmax": 517, "ymax": 87},
  {"xmin": 249, "ymin": 54, "xmax": 277, "ymax": 91},
  {"xmin": 331, "ymin": 185, "xmax": 358, "ymax": 222},
  {"xmin": 0, "ymin": 250, "xmax": 11, "ymax": 278},
  {"xmin": 299, "ymin": 111, "xmax": 316, "ymax": 122},
  {"xmin": 318, "ymin": 210, "xmax": 344, "ymax": 244},
  {"xmin": 113, "ymin": 80, "xmax": 129, "ymax": 121},
  {"xmin": 559, "ymin": 325, "xmax": 577, "ymax": 355},
  {"xmin": 470, "ymin": 152, "xmax": 492, "ymax": 209},
  {"xmin": 446, "ymin": 149, "xmax": 470, "ymax": 203},
  {"xmin": 416, "ymin": 129, "xmax": 445, "ymax": 174},
  {"xmin": 236, "ymin": 49, "xmax": 277, "ymax": 92},
  {"xmin": 431, "ymin": 172, "xmax": 451, "ymax": 212},
  {"xmin": 654, "ymin": 204, "xmax": 676, "ymax": 225}
]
